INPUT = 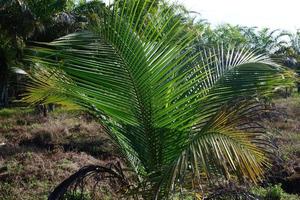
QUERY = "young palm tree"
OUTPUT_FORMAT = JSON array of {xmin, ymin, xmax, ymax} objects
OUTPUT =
[{"xmin": 24, "ymin": 0, "xmax": 295, "ymax": 198}]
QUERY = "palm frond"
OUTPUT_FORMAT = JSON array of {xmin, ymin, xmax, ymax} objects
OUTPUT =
[
  {"xmin": 158, "ymin": 99, "xmax": 274, "ymax": 198},
  {"xmin": 23, "ymin": 65, "xmax": 80, "ymax": 109}
]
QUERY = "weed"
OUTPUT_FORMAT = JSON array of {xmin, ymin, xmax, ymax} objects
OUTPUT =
[
  {"xmin": 63, "ymin": 190, "xmax": 91, "ymax": 200},
  {"xmin": 251, "ymin": 184, "xmax": 300, "ymax": 200},
  {"xmin": 0, "ymin": 108, "xmax": 33, "ymax": 118}
]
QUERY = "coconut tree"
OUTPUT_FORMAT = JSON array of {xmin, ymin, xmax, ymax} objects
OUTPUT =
[
  {"xmin": 0, "ymin": 34, "xmax": 13, "ymax": 107},
  {"xmin": 282, "ymin": 31, "xmax": 300, "ymax": 92},
  {"xmin": 24, "ymin": 0, "xmax": 295, "ymax": 198},
  {"xmin": 198, "ymin": 24, "xmax": 249, "ymax": 49},
  {"xmin": 244, "ymin": 28, "xmax": 289, "ymax": 54},
  {"xmin": 0, "ymin": 0, "xmax": 84, "ymax": 107},
  {"xmin": 0, "ymin": 0, "xmax": 48, "ymax": 106}
]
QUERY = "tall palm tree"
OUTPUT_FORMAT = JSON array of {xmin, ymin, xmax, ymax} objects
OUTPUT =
[
  {"xmin": 285, "ymin": 31, "xmax": 300, "ymax": 91},
  {"xmin": 24, "ymin": 0, "xmax": 295, "ymax": 198},
  {"xmin": 0, "ymin": 0, "xmax": 68, "ymax": 107},
  {"xmin": 244, "ymin": 28, "xmax": 288, "ymax": 54},
  {"xmin": 0, "ymin": 35, "xmax": 12, "ymax": 107},
  {"xmin": 272, "ymin": 31, "xmax": 300, "ymax": 92},
  {"xmin": 0, "ymin": 0, "xmax": 98, "ymax": 107}
]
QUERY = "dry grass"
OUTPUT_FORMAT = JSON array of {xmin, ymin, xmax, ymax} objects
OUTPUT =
[
  {"xmin": 0, "ymin": 96, "xmax": 299, "ymax": 199},
  {"xmin": 0, "ymin": 151, "xmax": 102, "ymax": 199},
  {"xmin": 265, "ymin": 96, "xmax": 300, "ymax": 160},
  {"xmin": 0, "ymin": 108, "xmax": 122, "ymax": 200},
  {"xmin": 260, "ymin": 95, "xmax": 300, "ymax": 196}
]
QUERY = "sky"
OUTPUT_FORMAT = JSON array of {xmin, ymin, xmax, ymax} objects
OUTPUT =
[{"xmin": 176, "ymin": 0, "xmax": 299, "ymax": 31}]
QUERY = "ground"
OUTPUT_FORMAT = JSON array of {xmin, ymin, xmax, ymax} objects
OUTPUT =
[
  {"xmin": 0, "ymin": 109, "xmax": 122, "ymax": 199},
  {"xmin": 0, "ymin": 96, "xmax": 299, "ymax": 200},
  {"xmin": 262, "ymin": 96, "xmax": 300, "ymax": 196}
]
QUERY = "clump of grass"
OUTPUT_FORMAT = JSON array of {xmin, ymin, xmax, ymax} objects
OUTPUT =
[
  {"xmin": 265, "ymin": 184, "xmax": 283, "ymax": 200},
  {"xmin": 50, "ymin": 107, "xmax": 83, "ymax": 118},
  {"xmin": 251, "ymin": 184, "xmax": 300, "ymax": 200},
  {"xmin": 0, "ymin": 107, "xmax": 33, "ymax": 118},
  {"xmin": 63, "ymin": 190, "xmax": 91, "ymax": 200}
]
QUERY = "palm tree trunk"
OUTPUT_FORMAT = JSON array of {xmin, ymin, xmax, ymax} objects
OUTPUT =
[
  {"xmin": 0, "ymin": 52, "xmax": 9, "ymax": 108},
  {"xmin": 297, "ymin": 67, "xmax": 300, "ymax": 93},
  {"xmin": 0, "ymin": 79, "xmax": 9, "ymax": 108}
]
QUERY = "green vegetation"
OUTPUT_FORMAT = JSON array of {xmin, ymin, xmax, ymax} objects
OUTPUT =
[
  {"xmin": 0, "ymin": 108, "xmax": 33, "ymax": 118},
  {"xmin": 252, "ymin": 184, "xmax": 300, "ymax": 200},
  {"xmin": 0, "ymin": 0, "xmax": 299, "ymax": 199},
  {"xmin": 63, "ymin": 191, "xmax": 92, "ymax": 200}
]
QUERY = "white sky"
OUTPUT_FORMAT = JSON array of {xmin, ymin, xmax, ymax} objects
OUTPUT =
[{"xmin": 176, "ymin": 0, "xmax": 299, "ymax": 31}]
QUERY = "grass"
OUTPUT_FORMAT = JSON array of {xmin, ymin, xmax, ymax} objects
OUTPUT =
[
  {"xmin": 0, "ymin": 96, "xmax": 299, "ymax": 199},
  {"xmin": 0, "ymin": 108, "xmax": 120, "ymax": 199},
  {"xmin": 63, "ymin": 190, "xmax": 92, "ymax": 200},
  {"xmin": 251, "ymin": 184, "xmax": 300, "ymax": 200},
  {"xmin": 265, "ymin": 95, "xmax": 300, "ymax": 160},
  {"xmin": 259, "ymin": 95, "xmax": 300, "ymax": 198},
  {"xmin": 0, "ymin": 107, "xmax": 33, "ymax": 118}
]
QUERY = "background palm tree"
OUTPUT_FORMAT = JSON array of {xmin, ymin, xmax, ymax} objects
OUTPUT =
[
  {"xmin": 0, "ymin": 0, "xmax": 65, "ymax": 107},
  {"xmin": 24, "ymin": 0, "xmax": 295, "ymax": 199},
  {"xmin": 0, "ymin": 34, "xmax": 13, "ymax": 107},
  {"xmin": 244, "ymin": 28, "xmax": 288, "ymax": 54},
  {"xmin": 268, "ymin": 30, "xmax": 300, "ymax": 92},
  {"xmin": 0, "ymin": 0, "xmax": 102, "ymax": 107}
]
